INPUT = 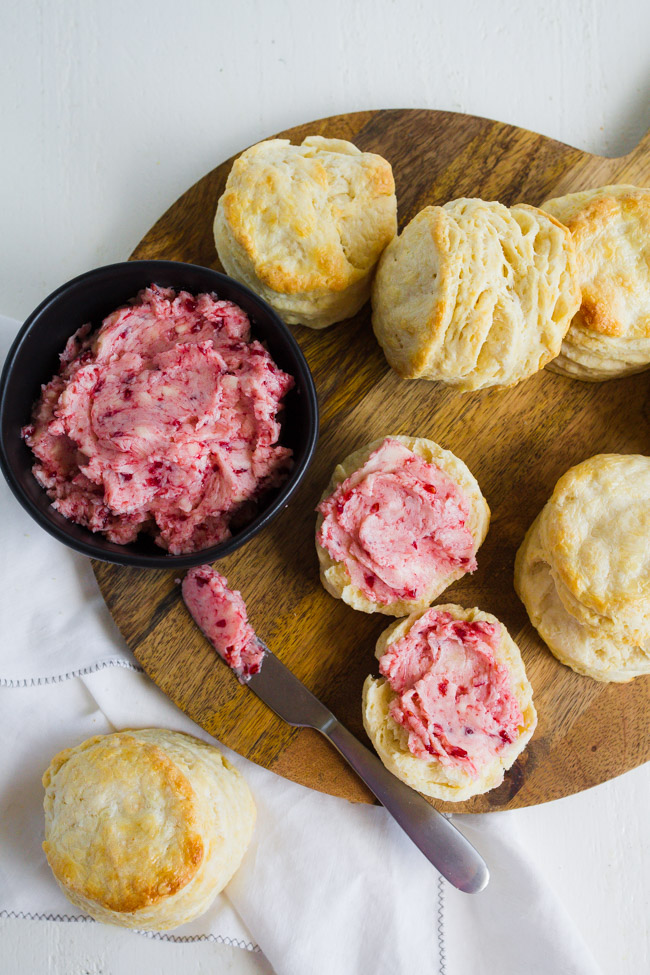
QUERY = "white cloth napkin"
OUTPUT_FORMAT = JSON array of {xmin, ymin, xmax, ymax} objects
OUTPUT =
[{"xmin": 0, "ymin": 313, "xmax": 603, "ymax": 974}]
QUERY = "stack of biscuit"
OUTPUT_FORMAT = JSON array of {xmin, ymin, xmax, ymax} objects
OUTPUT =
[{"xmin": 515, "ymin": 454, "xmax": 650, "ymax": 682}]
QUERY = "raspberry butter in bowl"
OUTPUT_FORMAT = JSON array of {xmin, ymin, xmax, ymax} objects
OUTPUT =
[{"xmin": 0, "ymin": 261, "xmax": 319, "ymax": 568}]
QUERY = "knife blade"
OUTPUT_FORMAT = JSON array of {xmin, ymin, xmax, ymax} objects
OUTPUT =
[{"xmin": 247, "ymin": 642, "xmax": 489, "ymax": 894}]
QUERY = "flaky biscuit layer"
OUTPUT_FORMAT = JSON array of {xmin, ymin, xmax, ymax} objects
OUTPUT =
[{"xmin": 371, "ymin": 198, "xmax": 580, "ymax": 390}]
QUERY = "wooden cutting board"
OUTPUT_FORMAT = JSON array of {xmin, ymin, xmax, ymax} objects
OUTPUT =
[{"xmin": 93, "ymin": 109, "xmax": 650, "ymax": 813}]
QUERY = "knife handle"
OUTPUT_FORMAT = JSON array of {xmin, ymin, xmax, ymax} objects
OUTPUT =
[{"xmin": 321, "ymin": 718, "xmax": 489, "ymax": 893}]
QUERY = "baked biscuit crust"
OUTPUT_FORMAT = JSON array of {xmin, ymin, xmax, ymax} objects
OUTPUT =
[
  {"xmin": 362, "ymin": 604, "xmax": 537, "ymax": 802},
  {"xmin": 43, "ymin": 729, "xmax": 256, "ymax": 930},
  {"xmin": 542, "ymin": 185, "xmax": 650, "ymax": 380},
  {"xmin": 514, "ymin": 454, "xmax": 650, "ymax": 681},
  {"xmin": 315, "ymin": 435, "xmax": 489, "ymax": 617},
  {"xmin": 515, "ymin": 517, "xmax": 650, "ymax": 682},
  {"xmin": 214, "ymin": 136, "xmax": 397, "ymax": 329},
  {"xmin": 371, "ymin": 198, "xmax": 580, "ymax": 390},
  {"xmin": 539, "ymin": 454, "xmax": 650, "ymax": 640}
]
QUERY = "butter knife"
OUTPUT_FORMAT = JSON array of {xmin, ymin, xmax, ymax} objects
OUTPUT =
[{"xmin": 246, "ymin": 642, "xmax": 489, "ymax": 894}]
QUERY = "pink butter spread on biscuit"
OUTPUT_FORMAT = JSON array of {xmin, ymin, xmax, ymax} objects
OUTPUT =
[
  {"xmin": 23, "ymin": 285, "xmax": 294, "ymax": 554},
  {"xmin": 317, "ymin": 438, "xmax": 477, "ymax": 605},
  {"xmin": 182, "ymin": 565, "xmax": 264, "ymax": 680},
  {"xmin": 380, "ymin": 610, "xmax": 523, "ymax": 776}
]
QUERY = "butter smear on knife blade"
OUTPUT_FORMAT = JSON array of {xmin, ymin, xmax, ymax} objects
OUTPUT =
[{"xmin": 182, "ymin": 565, "xmax": 265, "ymax": 680}]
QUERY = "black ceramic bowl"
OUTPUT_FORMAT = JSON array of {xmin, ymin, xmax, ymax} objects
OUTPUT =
[{"xmin": 0, "ymin": 261, "xmax": 319, "ymax": 568}]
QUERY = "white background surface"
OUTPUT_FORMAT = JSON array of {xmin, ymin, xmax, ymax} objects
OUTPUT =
[{"xmin": 1, "ymin": 0, "xmax": 649, "ymax": 972}]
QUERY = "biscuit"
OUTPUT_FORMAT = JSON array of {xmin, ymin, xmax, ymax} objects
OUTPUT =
[
  {"xmin": 514, "ymin": 454, "xmax": 650, "ymax": 681},
  {"xmin": 362, "ymin": 604, "xmax": 537, "ymax": 802},
  {"xmin": 371, "ymin": 198, "xmax": 580, "ymax": 390},
  {"xmin": 315, "ymin": 435, "xmax": 489, "ymax": 616},
  {"xmin": 214, "ymin": 136, "xmax": 397, "ymax": 329},
  {"xmin": 42, "ymin": 729, "xmax": 256, "ymax": 930},
  {"xmin": 541, "ymin": 185, "xmax": 650, "ymax": 380}
]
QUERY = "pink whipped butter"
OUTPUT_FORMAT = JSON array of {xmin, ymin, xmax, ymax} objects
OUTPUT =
[
  {"xmin": 182, "ymin": 565, "xmax": 264, "ymax": 680},
  {"xmin": 23, "ymin": 286, "xmax": 294, "ymax": 554},
  {"xmin": 380, "ymin": 610, "xmax": 523, "ymax": 776},
  {"xmin": 317, "ymin": 438, "xmax": 476, "ymax": 604}
]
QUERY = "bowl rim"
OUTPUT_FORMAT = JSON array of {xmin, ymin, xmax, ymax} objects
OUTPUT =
[{"xmin": 0, "ymin": 260, "xmax": 319, "ymax": 568}]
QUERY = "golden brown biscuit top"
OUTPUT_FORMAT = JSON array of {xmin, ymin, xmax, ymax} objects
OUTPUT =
[
  {"xmin": 542, "ymin": 185, "xmax": 650, "ymax": 339},
  {"xmin": 220, "ymin": 136, "xmax": 396, "ymax": 294},
  {"xmin": 543, "ymin": 454, "xmax": 650, "ymax": 619},
  {"xmin": 43, "ymin": 734, "xmax": 204, "ymax": 913}
]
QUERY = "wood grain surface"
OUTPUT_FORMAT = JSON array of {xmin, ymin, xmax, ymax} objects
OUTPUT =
[{"xmin": 93, "ymin": 109, "xmax": 650, "ymax": 812}]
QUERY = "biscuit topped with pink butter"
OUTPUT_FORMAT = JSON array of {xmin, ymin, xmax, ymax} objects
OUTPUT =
[
  {"xmin": 182, "ymin": 565, "xmax": 264, "ymax": 680},
  {"xmin": 23, "ymin": 286, "xmax": 294, "ymax": 554},
  {"xmin": 379, "ymin": 611, "xmax": 522, "ymax": 774},
  {"xmin": 315, "ymin": 436, "xmax": 490, "ymax": 616},
  {"xmin": 363, "ymin": 605, "xmax": 537, "ymax": 801}
]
